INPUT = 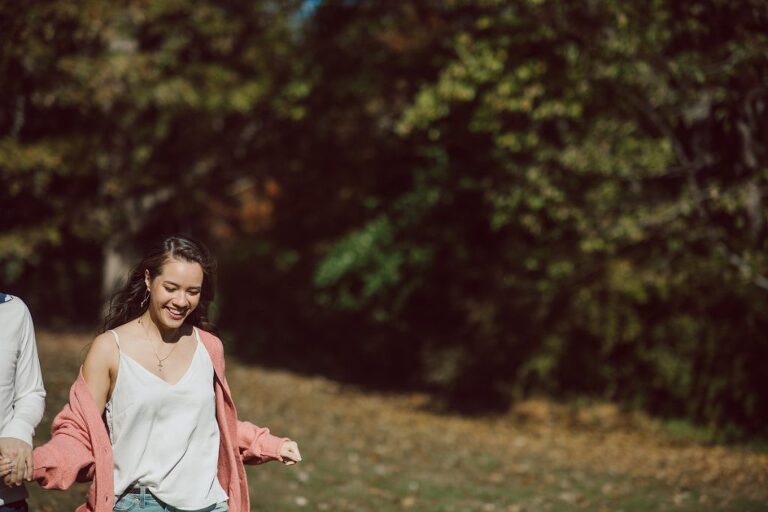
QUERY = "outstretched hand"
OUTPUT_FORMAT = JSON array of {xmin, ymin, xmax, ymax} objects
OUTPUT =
[
  {"xmin": 279, "ymin": 440, "xmax": 302, "ymax": 466},
  {"xmin": 0, "ymin": 437, "xmax": 33, "ymax": 486}
]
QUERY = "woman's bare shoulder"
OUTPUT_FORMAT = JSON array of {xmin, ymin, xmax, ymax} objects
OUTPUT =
[{"xmin": 84, "ymin": 331, "xmax": 120, "ymax": 369}]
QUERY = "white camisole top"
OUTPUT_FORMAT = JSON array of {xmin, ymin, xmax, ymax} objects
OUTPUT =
[{"xmin": 105, "ymin": 328, "xmax": 228, "ymax": 508}]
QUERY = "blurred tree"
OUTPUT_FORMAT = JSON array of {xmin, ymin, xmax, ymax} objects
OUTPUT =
[
  {"xmin": 0, "ymin": 0, "xmax": 307, "ymax": 320},
  {"xmin": 294, "ymin": 0, "xmax": 768, "ymax": 434}
]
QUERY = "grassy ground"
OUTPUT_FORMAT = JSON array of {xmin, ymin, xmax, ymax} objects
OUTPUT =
[{"xmin": 28, "ymin": 331, "xmax": 768, "ymax": 512}]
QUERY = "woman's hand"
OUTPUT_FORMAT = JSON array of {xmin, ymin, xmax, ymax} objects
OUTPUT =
[
  {"xmin": 0, "ymin": 438, "xmax": 32, "ymax": 486},
  {"xmin": 279, "ymin": 441, "xmax": 302, "ymax": 465}
]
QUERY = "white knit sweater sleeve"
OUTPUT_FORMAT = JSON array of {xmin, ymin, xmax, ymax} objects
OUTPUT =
[{"xmin": 0, "ymin": 296, "xmax": 46, "ymax": 445}]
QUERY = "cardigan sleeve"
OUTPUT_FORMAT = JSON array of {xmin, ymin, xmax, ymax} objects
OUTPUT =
[
  {"xmin": 201, "ymin": 329, "xmax": 289, "ymax": 465},
  {"xmin": 32, "ymin": 401, "xmax": 96, "ymax": 489},
  {"xmin": 236, "ymin": 420, "xmax": 288, "ymax": 465}
]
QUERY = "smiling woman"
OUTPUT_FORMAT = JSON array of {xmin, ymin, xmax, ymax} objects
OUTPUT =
[
  {"xmin": 30, "ymin": 235, "xmax": 302, "ymax": 512},
  {"xmin": 103, "ymin": 236, "xmax": 217, "ymax": 337}
]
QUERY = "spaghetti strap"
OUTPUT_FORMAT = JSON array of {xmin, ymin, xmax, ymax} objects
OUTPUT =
[{"xmin": 109, "ymin": 329, "xmax": 121, "ymax": 350}]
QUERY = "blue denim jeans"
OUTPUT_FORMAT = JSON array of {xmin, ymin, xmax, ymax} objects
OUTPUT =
[
  {"xmin": 114, "ymin": 485, "xmax": 228, "ymax": 512},
  {"xmin": 0, "ymin": 501, "xmax": 27, "ymax": 512}
]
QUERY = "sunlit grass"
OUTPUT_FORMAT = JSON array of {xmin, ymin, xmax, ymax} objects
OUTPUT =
[{"xmin": 28, "ymin": 331, "xmax": 768, "ymax": 512}]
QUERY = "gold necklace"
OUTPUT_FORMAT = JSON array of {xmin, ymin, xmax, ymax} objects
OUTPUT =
[{"xmin": 139, "ymin": 317, "xmax": 181, "ymax": 372}]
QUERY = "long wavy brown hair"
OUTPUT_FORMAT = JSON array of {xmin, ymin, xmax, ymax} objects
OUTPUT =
[{"xmin": 103, "ymin": 235, "xmax": 217, "ymax": 332}]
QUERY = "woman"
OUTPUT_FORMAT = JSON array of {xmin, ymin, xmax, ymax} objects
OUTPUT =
[{"xmin": 24, "ymin": 235, "xmax": 301, "ymax": 512}]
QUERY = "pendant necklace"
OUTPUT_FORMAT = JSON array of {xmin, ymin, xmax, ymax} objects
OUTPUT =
[{"xmin": 139, "ymin": 317, "xmax": 180, "ymax": 372}]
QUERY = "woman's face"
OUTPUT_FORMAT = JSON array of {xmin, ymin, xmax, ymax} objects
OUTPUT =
[{"xmin": 145, "ymin": 257, "xmax": 204, "ymax": 331}]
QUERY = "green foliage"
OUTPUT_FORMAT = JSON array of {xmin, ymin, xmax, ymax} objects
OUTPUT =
[{"xmin": 300, "ymin": 0, "xmax": 768, "ymax": 434}]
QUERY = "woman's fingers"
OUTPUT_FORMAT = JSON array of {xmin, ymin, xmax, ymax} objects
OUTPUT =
[
  {"xmin": 24, "ymin": 452, "xmax": 33, "ymax": 481},
  {"xmin": 0, "ymin": 457, "xmax": 15, "ymax": 477},
  {"xmin": 11, "ymin": 458, "xmax": 24, "ymax": 486},
  {"xmin": 0, "ymin": 455, "xmax": 25, "ymax": 486},
  {"xmin": 280, "ymin": 441, "xmax": 302, "ymax": 464},
  {"xmin": 2, "ymin": 463, "xmax": 19, "ymax": 486}
]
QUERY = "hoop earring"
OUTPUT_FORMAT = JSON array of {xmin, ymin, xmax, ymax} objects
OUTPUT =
[{"xmin": 140, "ymin": 289, "xmax": 150, "ymax": 309}]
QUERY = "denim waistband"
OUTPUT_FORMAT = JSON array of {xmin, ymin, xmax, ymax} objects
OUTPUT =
[{"xmin": 115, "ymin": 486, "xmax": 227, "ymax": 512}]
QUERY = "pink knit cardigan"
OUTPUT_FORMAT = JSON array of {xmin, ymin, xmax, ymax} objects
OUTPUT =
[{"xmin": 32, "ymin": 329, "xmax": 287, "ymax": 512}]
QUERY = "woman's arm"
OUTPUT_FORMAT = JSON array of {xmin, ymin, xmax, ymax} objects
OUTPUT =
[
  {"xmin": 31, "ymin": 370, "xmax": 105, "ymax": 490},
  {"xmin": 236, "ymin": 420, "xmax": 301, "ymax": 465},
  {"xmin": 81, "ymin": 332, "xmax": 119, "ymax": 414},
  {"xmin": 205, "ymin": 330, "xmax": 302, "ymax": 466},
  {"xmin": 28, "ymin": 332, "xmax": 119, "ymax": 489}
]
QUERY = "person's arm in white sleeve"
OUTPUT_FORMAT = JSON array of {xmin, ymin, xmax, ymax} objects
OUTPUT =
[{"xmin": 1, "ymin": 302, "xmax": 46, "ymax": 445}]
